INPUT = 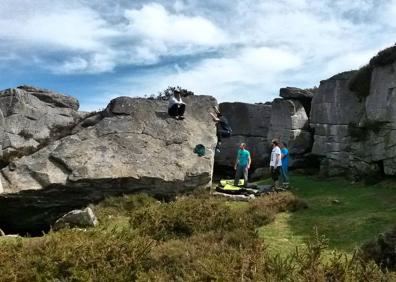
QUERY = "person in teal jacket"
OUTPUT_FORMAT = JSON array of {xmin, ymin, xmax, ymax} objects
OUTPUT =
[
  {"xmin": 280, "ymin": 142, "xmax": 289, "ymax": 188},
  {"xmin": 234, "ymin": 143, "xmax": 251, "ymax": 187}
]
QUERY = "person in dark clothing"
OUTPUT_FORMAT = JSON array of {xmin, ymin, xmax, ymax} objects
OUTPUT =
[
  {"xmin": 210, "ymin": 106, "xmax": 232, "ymax": 152},
  {"xmin": 168, "ymin": 92, "xmax": 185, "ymax": 120}
]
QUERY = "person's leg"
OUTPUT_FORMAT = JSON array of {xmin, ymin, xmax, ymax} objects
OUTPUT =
[
  {"xmin": 280, "ymin": 166, "xmax": 286, "ymax": 187},
  {"xmin": 243, "ymin": 166, "xmax": 248, "ymax": 187},
  {"xmin": 218, "ymin": 129, "xmax": 231, "ymax": 138},
  {"xmin": 271, "ymin": 166, "xmax": 276, "ymax": 187},
  {"xmin": 273, "ymin": 167, "xmax": 280, "ymax": 188},
  {"xmin": 168, "ymin": 104, "xmax": 178, "ymax": 117},
  {"xmin": 177, "ymin": 104, "xmax": 186, "ymax": 117},
  {"xmin": 234, "ymin": 165, "xmax": 242, "ymax": 186},
  {"xmin": 283, "ymin": 166, "xmax": 289, "ymax": 187}
]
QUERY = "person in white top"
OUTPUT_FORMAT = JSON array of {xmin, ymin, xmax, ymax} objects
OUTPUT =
[
  {"xmin": 269, "ymin": 139, "xmax": 282, "ymax": 189},
  {"xmin": 168, "ymin": 91, "xmax": 186, "ymax": 120}
]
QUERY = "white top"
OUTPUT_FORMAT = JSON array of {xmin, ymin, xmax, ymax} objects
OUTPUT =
[
  {"xmin": 270, "ymin": 146, "xmax": 282, "ymax": 167},
  {"xmin": 168, "ymin": 96, "xmax": 184, "ymax": 109}
]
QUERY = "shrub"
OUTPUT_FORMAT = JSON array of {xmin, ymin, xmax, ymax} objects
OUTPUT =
[
  {"xmin": 0, "ymin": 193, "xmax": 394, "ymax": 281},
  {"xmin": 146, "ymin": 86, "xmax": 194, "ymax": 100},
  {"xmin": 129, "ymin": 196, "xmax": 256, "ymax": 240},
  {"xmin": 370, "ymin": 45, "xmax": 396, "ymax": 67},
  {"xmin": 349, "ymin": 44, "xmax": 396, "ymax": 99},
  {"xmin": 348, "ymin": 64, "xmax": 373, "ymax": 98},
  {"xmin": 0, "ymin": 229, "xmax": 153, "ymax": 281}
]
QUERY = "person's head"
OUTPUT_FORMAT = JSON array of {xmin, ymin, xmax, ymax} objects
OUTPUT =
[
  {"xmin": 280, "ymin": 142, "xmax": 288, "ymax": 148},
  {"xmin": 271, "ymin": 139, "xmax": 279, "ymax": 147},
  {"xmin": 239, "ymin": 143, "xmax": 246, "ymax": 150},
  {"xmin": 174, "ymin": 91, "xmax": 181, "ymax": 100}
]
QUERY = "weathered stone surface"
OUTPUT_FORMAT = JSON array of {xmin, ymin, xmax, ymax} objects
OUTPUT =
[
  {"xmin": 267, "ymin": 99, "xmax": 312, "ymax": 160},
  {"xmin": 215, "ymin": 136, "xmax": 270, "ymax": 168},
  {"xmin": 0, "ymin": 86, "xmax": 83, "ymax": 167},
  {"xmin": 215, "ymin": 103, "xmax": 272, "ymax": 169},
  {"xmin": 0, "ymin": 95, "xmax": 218, "ymax": 233},
  {"xmin": 310, "ymin": 72, "xmax": 365, "ymax": 176},
  {"xmin": 311, "ymin": 72, "xmax": 362, "ymax": 126},
  {"xmin": 280, "ymin": 87, "xmax": 313, "ymax": 100},
  {"xmin": 366, "ymin": 62, "xmax": 396, "ymax": 125},
  {"xmin": 362, "ymin": 63, "xmax": 396, "ymax": 175},
  {"xmin": 53, "ymin": 207, "xmax": 98, "ymax": 231},
  {"xmin": 250, "ymin": 167, "xmax": 271, "ymax": 181},
  {"xmin": 218, "ymin": 103, "xmax": 272, "ymax": 136}
]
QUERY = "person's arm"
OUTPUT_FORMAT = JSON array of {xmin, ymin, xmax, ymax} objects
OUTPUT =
[
  {"xmin": 274, "ymin": 153, "xmax": 280, "ymax": 167},
  {"xmin": 234, "ymin": 151, "xmax": 239, "ymax": 170},
  {"xmin": 247, "ymin": 154, "xmax": 251, "ymax": 169},
  {"xmin": 209, "ymin": 112, "xmax": 220, "ymax": 122}
]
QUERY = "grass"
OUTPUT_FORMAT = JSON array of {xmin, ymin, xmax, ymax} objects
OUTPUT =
[{"xmin": 259, "ymin": 175, "xmax": 396, "ymax": 256}]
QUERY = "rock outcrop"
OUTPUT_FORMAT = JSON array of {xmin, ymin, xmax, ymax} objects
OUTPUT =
[
  {"xmin": 310, "ymin": 47, "xmax": 396, "ymax": 177},
  {"xmin": 53, "ymin": 207, "xmax": 98, "ymax": 231},
  {"xmin": 0, "ymin": 86, "xmax": 83, "ymax": 168},
  {"xmin": 280, "ymin": 87, "xmax": 313, "ymax": 100},
  {"xmin": 310, "ymin": 71, "xmax": 365, "ymax": 176},
  {"xmin": 267, "ymin": 98, "xmax": 312, "ymax": 167},
  {"xmin": 363, "ymin": 61, "xmax": 396, "ymax": 175},
  {"xmin": 0, "ymin": 93, "xmax": 217, "ymax": 233},
  {"xmin": 214, "ymin": 102, "xmax": 272, "ymax": 172}
]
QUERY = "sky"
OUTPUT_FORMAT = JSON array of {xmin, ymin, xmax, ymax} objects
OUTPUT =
[{"xmin": 0, "ymin": 0, "xmax": 396, "ymax": 111}]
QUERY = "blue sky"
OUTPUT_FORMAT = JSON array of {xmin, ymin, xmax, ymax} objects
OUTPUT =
[{"xmin": 1, "ymin": 0, "xmax": 396, "ymax": 111}]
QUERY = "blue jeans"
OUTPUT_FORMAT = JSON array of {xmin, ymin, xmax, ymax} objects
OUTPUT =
[{"xmin": 280, "ymin": 166, "xmax": 289, "ymax": 184}]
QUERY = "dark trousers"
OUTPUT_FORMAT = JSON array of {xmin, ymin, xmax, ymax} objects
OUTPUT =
[
  {"xmin": 168, "ymin": 104, "xmax": 185, "ymax": 117},
  {"xmin": 217, "ymin": 129, "xmax": 231, "ymax": 142},
  {"xmin": 234, "ymin": 165, "xmax": 248, "ymax": 187},
  {"xmin": 271, "ymin": 166, "xmax": 280, "ymax": 181}
]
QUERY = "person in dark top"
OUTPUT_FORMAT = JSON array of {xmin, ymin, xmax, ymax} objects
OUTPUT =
[
  {"xmin": 168, "ymin": 91, "xmax": 185, "ymax": 120},
  {"xmin": 210, "ymin": 106, "xmax": 232, "ymax": 152}
]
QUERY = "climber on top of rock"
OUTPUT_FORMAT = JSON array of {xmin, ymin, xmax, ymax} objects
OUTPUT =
[{"xmin": 168, "ymin": 91, "xmax": 186, "ymax": 120}]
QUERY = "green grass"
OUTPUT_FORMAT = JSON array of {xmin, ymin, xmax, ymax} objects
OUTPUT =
[{"xmin": 259, "ymin": 175, "xmax": 396, "ymax": 256}]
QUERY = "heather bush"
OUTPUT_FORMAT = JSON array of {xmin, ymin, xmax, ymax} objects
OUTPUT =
[{"xmin": 0, "ymin": 192, "xmax": 394, "ymax": 281}]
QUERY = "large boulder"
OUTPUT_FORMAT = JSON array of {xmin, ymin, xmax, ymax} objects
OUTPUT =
[
  {"xmin": 0, "ymin": 95, "xmax": 218, "ymax": 233},
  {"xmin": 0, "ymin": 86, "xmax": 83, "ymax": 167},
  {"xmin": 280, "ymin": 87, "xmax": 313, "ymax": 100},
  {"xmin": 214, "ymin": 102, "xmax": 272, "ymax": 170},
  {"xmin": 267, "ymin": 98, "xmax": 312, "ymax": 167}
]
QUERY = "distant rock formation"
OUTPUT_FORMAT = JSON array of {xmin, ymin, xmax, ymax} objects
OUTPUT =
[
  {"xmin": 0, "ymin": 91, "xmax": 217, "ymax": 233},
  {"xmin": 310, "ymin": 45, "xmax": 396, "ymax": 178}
]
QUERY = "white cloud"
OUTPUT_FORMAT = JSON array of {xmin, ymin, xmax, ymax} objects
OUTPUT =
[
  {"xmin": 1, "ymin": 0, "xmax": 396, "ymax": 110},
  {"xmin": 124, "ymin": 3, "xmax": 228, "ymax": 46}
]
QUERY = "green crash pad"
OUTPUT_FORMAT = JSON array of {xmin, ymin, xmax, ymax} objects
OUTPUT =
[{"xmin": 220, "ymin": 179, "xmax": 244, "ymax": 187}]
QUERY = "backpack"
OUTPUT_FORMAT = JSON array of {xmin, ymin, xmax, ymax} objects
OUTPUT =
[{"xmin": 194, "ymin": 144, "xmax": 206, "ymax": 157}]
